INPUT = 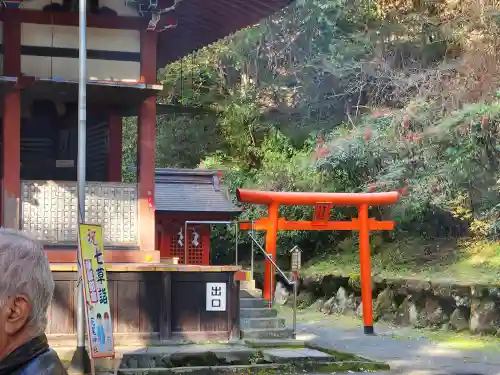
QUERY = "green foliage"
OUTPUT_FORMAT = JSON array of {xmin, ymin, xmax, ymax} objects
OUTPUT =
[{"xmin": 121, "ymin": 0, "xmax": 500, "ymax": 269}]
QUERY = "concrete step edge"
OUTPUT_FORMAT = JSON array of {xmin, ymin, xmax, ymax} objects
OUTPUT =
[
  {"xmin": 239, "ymin": 300, "xmax": 269, "ymax": 307},
  {"xmin": 239, "ymin": 289, "xmax": 262, "ymax": 293},
  {"xmin": 240, "ymin": 317, "xmax": 284, "ymax": 320},
  {"xmin": 240, "ymin": 297, "xmax": 266, "ymax": 300},
  {"xmin": 240, "ymin": 307, "xmax": 274, "ymax": 310},
  {"xmin": 241, "ymin": 328, "xmax": 293, "ymax": 333},
  {"xmin": 116, "ymin": 363, "xmax": 285, "ymax": 374},
  {"xmin": 244, "ymin": 339, "xmax": 307, "ymax": 347},
  {"xmin": 240, "ymin": 309, "xmax": 278, "ymax": 318},
  {"xmin": 240, "ymin": 291, "xmax": 262, "ymax": 297},
  {"xmin": 121, "ymin": 349, "xmax": 258, "ymax": 357}
]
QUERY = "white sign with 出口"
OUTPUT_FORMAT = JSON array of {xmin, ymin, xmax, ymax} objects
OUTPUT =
[{"xmin": 206, "ymin": 282, "xmax": 227, "ymax": 311}]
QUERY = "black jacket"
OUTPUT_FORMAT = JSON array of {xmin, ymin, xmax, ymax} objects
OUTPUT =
[{"xmin": 0, "ymin": 335, "xmax": 67, "ymax": 375}]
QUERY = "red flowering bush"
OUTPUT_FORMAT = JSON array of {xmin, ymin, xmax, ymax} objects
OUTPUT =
[{"xmin": 312, "ymin": 101, "xmax": 500, "ymax": 238}]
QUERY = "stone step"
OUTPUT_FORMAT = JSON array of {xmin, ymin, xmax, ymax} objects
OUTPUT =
[
  {"xmin": 240, "ymin": 289, "xmax": 262, "ymax": 298},
  {"xmin": 239, "ymin": 280, "xmax": 256, "ymax": 290},
  {"xmin": 116, "ymin": 348, "xmax": 336, "ymax": 374},
  {"xmin": 114, "ymin": 361, "xmax": 387, "ymax": 375},
  {"xmin": 262, "ymin": 347, "xmax": 332, "ymax": 363},
  {"xmin": 58, "ymin": 344, "xmax": 263, "ymax": 372},
  {"xmin": 240, "ymin": 328, "xmax": 294, "ymax": 340},
  {"xmin": 240, "ymin": 308, "xmax": 277, "ymax": 319},
  {"xmin": 116, "ymin": 363, "xmax": 286, "ymax": 375},
  {"xmin": 64, "ymin": 344, "xmax": 390, "ymax": 375},
  {"xmin": 240, "ymin": 297, "xmax": 269, "ymax": 308},
  {"xmin": 244, "ymin": 338, "xmax": 307, "ymax": 348},
  {"xmin": 240, "ymin": 316, "xmax": 286, "ymax": 329},
  {"xmin": 120, "ymin": 347, "xmax": 257, "ymax": 369}
]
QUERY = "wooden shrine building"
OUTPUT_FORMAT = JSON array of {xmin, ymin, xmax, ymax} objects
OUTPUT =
[
  {"xmin": 0, "ymin": 0, "xmax": 292, "ymax": 342},
  {"xmin": 0, "ymin": 0, "xmax": 291, "ymax": 263},
  {"xmin": 155, "ymin": 168, "xmax": 241, "ymax": 264}
]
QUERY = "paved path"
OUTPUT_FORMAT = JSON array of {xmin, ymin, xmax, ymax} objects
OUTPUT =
[{"xmin": 296, "ymin": 321, "xmax": 500, "ymax": 375}]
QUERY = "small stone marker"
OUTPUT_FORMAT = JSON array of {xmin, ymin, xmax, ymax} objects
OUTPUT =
[{"xmin": 274, "ymin": 281, "xmax": 289, "ymax": 305}]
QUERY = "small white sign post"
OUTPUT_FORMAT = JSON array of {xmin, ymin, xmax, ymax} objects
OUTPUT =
[{"xmin": 206, "ymin": 282, "xmax": 227, "ymax": 311}]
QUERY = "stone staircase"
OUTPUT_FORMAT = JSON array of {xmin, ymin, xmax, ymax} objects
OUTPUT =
[
  {"xmin": 67, "ymin": 342, "xmax": 389, "ymax": 375},
  {"xmin": 239, "ymin": 280, "xmax": 294, "ymax": 340}
]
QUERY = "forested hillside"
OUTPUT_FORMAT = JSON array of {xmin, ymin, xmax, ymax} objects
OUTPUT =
[{"xmin": 124, "ymin": 0, "xmax": 500, "ymax": 280}]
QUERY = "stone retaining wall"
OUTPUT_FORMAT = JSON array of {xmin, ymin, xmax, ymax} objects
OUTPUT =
[{"xmin": 274, "ymin": 274, "xmax": 500, "ymax": 334}]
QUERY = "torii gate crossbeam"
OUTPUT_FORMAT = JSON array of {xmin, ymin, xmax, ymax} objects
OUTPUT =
[{"xmin": 237, "ymin": 189, "xmax": 399, "ymax": 334}]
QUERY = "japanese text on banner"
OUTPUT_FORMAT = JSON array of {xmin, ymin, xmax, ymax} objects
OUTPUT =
[{"xmin": 79, "ymin": 224, "xmax": 114, "ymax": 359}]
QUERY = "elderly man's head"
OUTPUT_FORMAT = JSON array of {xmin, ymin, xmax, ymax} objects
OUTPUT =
[{"xmin": 0, "ymin": 229, "xmax": 54, "ymax": 358}]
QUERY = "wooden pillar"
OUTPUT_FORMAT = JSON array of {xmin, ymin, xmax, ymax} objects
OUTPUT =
[
  {"xmin": 2, "ymin": 19, "xmax": 21, "ymax": 228},
  {"xmin": 108, "ymin": 113, "xmax": 123, "ymax": 182},
  {"xmin": 202, "ymin": 225, "xmax": 210, "ymax": 265},
  {"xmin": 137, "ymin": 31, "xmax": 157, "ymax": 251}
]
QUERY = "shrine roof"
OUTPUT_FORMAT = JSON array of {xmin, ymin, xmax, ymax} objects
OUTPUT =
[
  {"xmin": 155, "ymin": 168, "xmax": 241, "ymax": 214},
  {"xmin": 158, "ymin": 0, "xmax": 293, "ymax": 64}
]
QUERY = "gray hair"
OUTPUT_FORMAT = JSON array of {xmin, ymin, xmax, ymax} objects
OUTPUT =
[{"xmin": 0, "ymin": 229, "xmax": 54, "ymax": 335}]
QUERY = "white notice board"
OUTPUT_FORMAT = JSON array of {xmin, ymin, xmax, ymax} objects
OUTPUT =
[{"xmin": 206, "ymin": 282, "xmax": 227, "ymax": 311}]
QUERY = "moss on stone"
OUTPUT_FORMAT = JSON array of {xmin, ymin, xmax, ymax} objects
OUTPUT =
[
  {"xmin": 243, "ymin": 341, "xmax": 390, "ymax": 372},
  {"xmin": 252, "ymin": 366, "xmax": 292, "ymax": 375},
  {"xmin": 116, "ymin": 360, "xmax": 390, "ymax": 374},
  {"xmin": 248, "ymin": 350, "xmax": 269, "ymax": 364},
  {"xmin": 298, "ymin": 360, "xmax": 390, "ymax": 373},
  {"xmin": 169, "ymin": 352, "xmax": 224, "ymax": 367},
  {"xmin": 305, "ymin": 343, "xmax": 370, "ymax": 361},
  {"xmin": 245, "ymin": 342, "xmax": 305, "ymax": 349}
]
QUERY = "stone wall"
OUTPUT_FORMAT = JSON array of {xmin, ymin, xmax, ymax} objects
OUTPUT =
[{"xmin": 275, "ymin": 274, "xmax": 500, "ymax": 334}]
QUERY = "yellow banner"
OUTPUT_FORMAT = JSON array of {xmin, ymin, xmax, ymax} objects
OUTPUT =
[{"xmin": 78, "ymin": 224, "xmax": 114, "ymax": 359}]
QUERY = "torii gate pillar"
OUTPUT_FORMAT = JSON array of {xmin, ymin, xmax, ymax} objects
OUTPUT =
[{"xmin": 238, "ymin": 189, "xmax": 399, "ymax": 334}]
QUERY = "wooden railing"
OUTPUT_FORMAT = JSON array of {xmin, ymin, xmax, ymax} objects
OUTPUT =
[{"xmin": 20, "ymin": 180, "xmax": 139, "ymax": 245}]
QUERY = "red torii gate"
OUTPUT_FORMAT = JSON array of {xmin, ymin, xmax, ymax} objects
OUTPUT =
[{"xmin": 237, "ymin": 189, "xmax": 399, "ymax": 334}]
